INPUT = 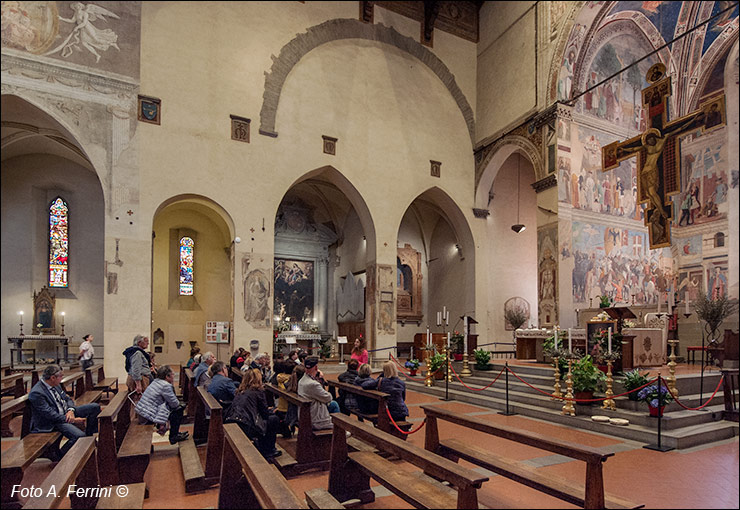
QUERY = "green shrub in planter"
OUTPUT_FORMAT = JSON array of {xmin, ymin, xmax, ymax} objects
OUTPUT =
[
  {"xmin": 571, "ymin": 355, "xmax": 606, "ymax": 394},
  {"xmin": 621, "ymin": 368, "xmax": 649, "ymax": 401},
  {"xmin": 473, "ymin": 349, "xmax": 492, "ymax": 370}
]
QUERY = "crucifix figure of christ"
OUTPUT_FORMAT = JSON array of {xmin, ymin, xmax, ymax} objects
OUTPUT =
[{"xmin": 602, "ymin": 62, "xmax": 726, "ymax": 249}]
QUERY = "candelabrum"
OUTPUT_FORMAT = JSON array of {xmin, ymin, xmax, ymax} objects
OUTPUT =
[
  {"xmin": 551, "ymin": 357, "xmax": 562, "ymax": 401},
  {"xmin": 424, "ymin": 348, "xmax": 434, "ymax": 387},
  {"xmin": 667, "ymin": 339, "xmax": 678, "ymax": 398},
  {"xmin": 562, "ymin": 357, "xmax": 576, "ymax": 416},
  {"xmin": 601, "ymin": 359, "xmax": 616, "ymax": 411},
  {"xmin": 460, "ymin": 351, "xmax": 472, "ymax": 377}
]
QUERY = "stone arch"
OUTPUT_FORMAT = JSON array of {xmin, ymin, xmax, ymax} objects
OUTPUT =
[
  {"xmin": 475, "ymin": 136, "xmax": 542, "ymax": 210},
  {"xmin": 688, "ymin": 22, "xmax": 739, "ymax": 111},
  {"xmin": 152, "ymin": 194, "xmax": 236, "ymax": 245},
  {"xmin": 259, "ymin": 18, "xmax": 475, "ymax": 145}
]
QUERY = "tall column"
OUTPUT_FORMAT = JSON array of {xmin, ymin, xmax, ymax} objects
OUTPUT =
[{"xmin": 316, "ymin": 257, "xmax": 329, "ymax": 330}]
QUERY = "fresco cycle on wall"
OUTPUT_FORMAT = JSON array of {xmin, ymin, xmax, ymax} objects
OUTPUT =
[{"xmin": 571, "ymin": 221, "xmax": 672, "ymax": 305}]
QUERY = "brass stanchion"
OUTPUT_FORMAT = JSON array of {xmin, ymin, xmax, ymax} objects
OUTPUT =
[
  {"xmin": 551, "ymin": 357, "xmax": 562, "ymax": 401},
  {"xmin": 601, "ymin": 359, "xmax": 616, "ymax": 411},
  {"xmin": 667, "ymin": 339, "xmax": 678, "ymax": 398},
  {"xmin": 460, "ymin": 352, "xmax": 472, "ymax": 377},
  {"xmin": 562, "ymin": 358, "xmax": 576, "ymax": 416}
]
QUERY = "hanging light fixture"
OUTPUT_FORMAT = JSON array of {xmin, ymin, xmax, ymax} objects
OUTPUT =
[{"xmin": 511, "ymin": 154, "xmax": 526, "ymax": 233}]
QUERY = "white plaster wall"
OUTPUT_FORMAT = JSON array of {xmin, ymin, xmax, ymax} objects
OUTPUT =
[
  {"xmin": 1, "ymin": 154, "xmax": 105, "ymax": 362},
  {"xmin": 486, "ymin": 154, "xmax": 538, "ymax": 345},
  {"xmin": 139, "ymin": 2, "xmax": 477, "ymax": 355},
  {"xmin": 477, "ymin": 1, "xmax": 537, "ymax": 144}
]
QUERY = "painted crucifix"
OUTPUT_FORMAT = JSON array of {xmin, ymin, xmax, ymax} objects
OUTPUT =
[{"xmin": 602, "ymin": 62, "xmax": 726, "ymax": 249}]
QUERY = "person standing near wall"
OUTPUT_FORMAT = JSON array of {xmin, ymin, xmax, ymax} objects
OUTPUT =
[{"xmin": 78, "ymin": 334, "xmax": 94, "ymax": 371}]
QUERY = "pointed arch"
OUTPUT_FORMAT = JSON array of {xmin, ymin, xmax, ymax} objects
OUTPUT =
[
  {"xmin": 259, "ymin": 18, "xmax": 475, "ymax": 145},
  {"xmin": 475, "ymin": 136, "xmax": 541, "ymax": 210}
]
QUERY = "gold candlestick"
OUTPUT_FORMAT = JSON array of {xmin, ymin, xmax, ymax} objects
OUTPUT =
[
  {"xmin": 445, "ymin": 347, "xmax": 453, "ymax": 383},
  {"xmin": 552, "ymin": 357, "xmax": 562, "ymax": 401},
  {"xmin": 424, "ymin": 348, "xmax": 434, "ymax": 387},
  {"xmin": 562, "ymin": 358, "xmax": 576, "ymax": 416},
  {"xmin": 667, "ymin": 339, "xmax": 678, "ymax": 398},
  {"xmin": 601, "ymin": 359, "xmax": 616, "ymax": 411},
  {"xmin": 460, "ymin": 352, "xmax": 472, "ymax": 377}
]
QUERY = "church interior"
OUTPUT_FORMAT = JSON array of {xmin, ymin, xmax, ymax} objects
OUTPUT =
[{"xmin": 1, "ymin": 1, "xmax": 738, "ymax": 508}]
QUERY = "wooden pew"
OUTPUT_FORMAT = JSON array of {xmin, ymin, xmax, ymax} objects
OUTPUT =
[
  {"xmin": 179, "ymin": 386, "xmax": 225, "ymax": 492},
  {"xmin": 20, "ymin": 436, "xmax": 146, "ymax": 510},
  {"xmin": 97, "ymin": 390, "xmax": 152, "ymax": 493},
  {"xmin": 264, "ymin": 383, "xmax": 332, "ymax": 477},
  {"xmin": 1, "ymin": 373, "xmax": 26, "ymax": 399},
  {"xmin": 219, "ymin": 422, "xmax": 317, "ymax": 509},
  {"xmin": 91, "ymin": 364, "xmax": 119, "ymax": 399},
  {"xmin": 326, "ymin": 379, "xmax": 411, "ymax": 439},
  {"xmin": 60, "ymin": 371, "xmax": 102, "ymax": 407},
  {"xmin": 1, "ymin": 364, "xmax": 12, "ymax": 376},
  {"xmin": 328, "ymin": 413, "xmax": 488, "ymax": 508},
  {"xmin": 421, "ymin": 405, "xmax": 643, "ymax": 509},
  {"xmin": 231, "ymin": 366, "xmax": 243, "ymax": 383},
  {"xmin": 1, "ymin": 395, "xmax": 61, "ymax": 509},
  {"xmin": 184, "ymin": 368, "xmax": 197, "ymax": 420}
]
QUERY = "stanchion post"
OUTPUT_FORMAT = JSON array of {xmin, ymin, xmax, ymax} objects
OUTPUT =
[
  {"xmin": 644, "ymin": 374, "xmax": 674, "ymax": 452},
  {"xmin": 498, "ymin": 362, "xmax": 516, "ymax": 416}
]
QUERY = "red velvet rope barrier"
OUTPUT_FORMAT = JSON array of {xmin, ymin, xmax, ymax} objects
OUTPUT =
[
  {"xmin": 385, "ymin": 407, "xmax": 426, "ymax": 435},
  {"xmin": 505, "ymin": 365, "xmax": 660, "ymax": 402},
  {"xmin": 667, "ymin": 375, "xmax": 725, "ymax": 410},
  {"xmin": 389, "ymin": 353, "xmax": 427, "ymax": 381},
  {"xmin": 449, "ymin": 362, "xmax": 505, "ymax": 391}
]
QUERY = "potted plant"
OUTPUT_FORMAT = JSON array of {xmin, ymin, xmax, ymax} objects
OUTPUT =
[
  {"xmin": 405, "ymin": 358, "xmax": 420, "ymax": 376},
  {"xmin": 620, "ymin": 369, "xmax": 649, "ymax": 401},
  {"xmin": 543, "ymin": 330, "xmax": 566, "ymax": 363},
  {"xmin": 637, "ymin": 382, "xmax": 674, "ymax": 417},
  {"xmin": 570, "ymin": 355, "xmax": 606, "ymax": 404},
  {"xmin": 427, "ymin": 352, "xmax": 447, "ymax": 379},
  {"xmin": 694, "ymin": 294, "xmax": 739, "ymax": 345},
  {"xmin": 504, "ymin": 306, "xmax": 529, "ymax": 341},
  {"xmin": 473, "ymin": 349, "xmax": 492, "ymax": 370},
  {"xmin": 450, "ymin": 331, "xmax": 464, "ymax": 361},
  {"xmin": 597, "ymin": 295, "xmax": 612, "ymax": 308}
]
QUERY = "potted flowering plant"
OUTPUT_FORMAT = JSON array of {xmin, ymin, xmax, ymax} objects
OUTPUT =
[
  {"xmin": 637, "ymin": 382, "xmax": 674, "ymax": 417},
  {"xmin": 598, "ymin": 295, "xmax": 612, "ymax": 308},
  {"xmin": 450, "ymin": 332, "xmax": 464, "ymax": 361},
  {"xmin": 405, "ymin": 359, "xmax": 420, "ymax": 376}
]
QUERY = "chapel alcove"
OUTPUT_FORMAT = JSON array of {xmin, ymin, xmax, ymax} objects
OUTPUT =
[{"xmin": 151, "ymin": 196, "xmax": 234, "ymax": 365}]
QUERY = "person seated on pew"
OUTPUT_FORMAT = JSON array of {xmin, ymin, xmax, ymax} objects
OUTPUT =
[
  {"xmin": 251, "ymin": 353, "xmax": 273, "ymax": 383},
  {"xmin": 123, "ymin": 334, "xmax": 152, "ymax": 397},
  {"xmin": 377, "ymin": 361, "xmax": 409, "ymax": 422},
  {"xmin": 135, "ymin": 365, "xmax": 189, "ymax": 444},
  {"xmin": 353, "ymin": 363, "xmax": 379, "ymax": 416},
  {"xmin": 224, "ymin": 368, "xmax": 282, "ymax": 459},
  {"xmin": 287, "ymin": 350, "xmax": 299, "ymax": 363},
  {"xmin": 28, "ymin": 364, "xmax": 101, "ymax": 459},
  {"xmin": 297, "ymin": 357, "xmax": 340, "ymax": 430},
  {"xmin": 297, "ymin": 351, "xmax": 309, "ymax": 366},
  {"xmin": 274, "ymin": 360, "xmax": 296, "ymax": 438},
  {"xmin": 78, "ymin": 334, "xmax": 94, "ymax": 371},
  {"xmin": 208, "ymin": 361, "xmax": 239, "ymax": 406},
  {"xmin": 229, "ymin": 347, "xmax": 245, "ymax": 369},
  {"xmin": 285, "ymin": 364, "xmax": 305, "ymax": 435},
  {"xmin": 337, "ymin": 359, "xmax": 360, "ymax": 415},
  {"xmin": 193, "ymin": 351, "xmax": 215, "ymax": 388},
  {"xmin": 186, "ymin": 346, "xmax": 201, "ymax": 370},
  {"xmin": 238, "ymin": 352, "xmax": 253, "ymax": 372}
]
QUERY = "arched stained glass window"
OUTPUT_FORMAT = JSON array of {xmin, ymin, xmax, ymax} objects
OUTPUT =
[
  {"xmin": 179, "ymin": 236, "xmax": 194, "ymax": 295},
  {"xmin": 49, "ymin": 197, "xmax": 69, "ymax": 288}
]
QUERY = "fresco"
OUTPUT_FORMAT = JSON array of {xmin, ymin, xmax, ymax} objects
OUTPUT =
[
  {"xmin": 562, "ymin": 125, "xmax": 640, "ymax": 220},
  {"xmin": 609, "ymin": 2, "xmax": 682, "ymax": 45},
  {"xmin": 274, "ymin": 259, "xmax": 314, "ymax": 322},
  {"xmin": 707, "ymin": 264, "xmax": 728, "ymax": 298},
  {"xmin": 677, "ymin": 268, "xmax": 704, "ymax": 303},
  {"xmin": 702, "ymin": 1, "xmax": 739, "ymax": 53},
  {"xmin": 571, "ymin": 220, "xmax": 672, "ymax": 305},
  {"xmin": 673, "ymin": 128, "xmax": 728, "ymax": 227},
  {"xmin": 576, "ymin": 34, "xmax": 657, "ymax": 131}
]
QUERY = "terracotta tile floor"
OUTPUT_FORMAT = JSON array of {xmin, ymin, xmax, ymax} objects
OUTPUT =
[{"xmin": 3, "ymin": 375, "xmax": 737, "ymax": 509}]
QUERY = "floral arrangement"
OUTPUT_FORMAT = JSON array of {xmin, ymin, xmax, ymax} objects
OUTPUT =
[
  {"xmin": 591, "ymin": 311, "xmax": 611, "ymax": 321},
  {"xmin": 450, "ymin": 331, "xmax": 464, "ymax": 353},
  {"xmin": 598, "ymin": 295, "xmax": 612, "ymax": 307},
  {"xmin": 637, "ymin": 383, "xmax": 674, "ymax": 407},
  {"xmin": 622, "ymin": 319, "xmax": 636, "ymax": 328},
  {"xmin": 405, "ymin": 359, "xmax": 420, "ymax": 370},
  {"xmin": 590, "ymin": 329, "xmax": 622, "ymax": 362}
]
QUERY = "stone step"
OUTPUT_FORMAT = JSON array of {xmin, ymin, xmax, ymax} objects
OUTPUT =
[{"xmin": 407, "ymin": 381, "xmax": 738, "ymax": 449}]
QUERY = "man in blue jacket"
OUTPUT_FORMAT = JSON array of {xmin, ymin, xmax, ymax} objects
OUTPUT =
[
  {"xmin": 28, "ymin": 364, "xmax": 101, "ymax": 458},
  {"xmin": 207, "ymin": 361, "xmax": 239, "ymax": 404}
]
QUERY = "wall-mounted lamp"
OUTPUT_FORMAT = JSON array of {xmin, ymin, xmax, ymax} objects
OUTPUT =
[{"xmin": 511, "ymin": 155, "xmax": 526, "ymax": 234}]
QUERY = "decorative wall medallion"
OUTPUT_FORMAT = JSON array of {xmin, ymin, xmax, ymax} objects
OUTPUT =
[
  {"xmin": 430, "ymin": 160, "xmax": 441, "ymax": 178},
  {"xmin": 138, "ymin": 95, "xmax": 160, "ymax": 125},
  {"xmin": 230, "ymin": 115, "xmax": 250, "ymax": 143},
  {"xmin": 322, "ymin": 135, "xmax": 337, "ymax": 155}
]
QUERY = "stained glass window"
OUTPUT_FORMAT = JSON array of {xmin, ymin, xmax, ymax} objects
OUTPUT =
[
  {"xmin": 179, "ymin": 237, "xmax": 194, "ymax": 295},
  {"xmin": 49, "ymin": 197, "xmax": 69, "ymax": 288}
]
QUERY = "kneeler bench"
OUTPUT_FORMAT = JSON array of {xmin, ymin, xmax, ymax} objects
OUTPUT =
[{"xmin": 421, "ymin": 405, "xmax": 644, "ymax": 509}]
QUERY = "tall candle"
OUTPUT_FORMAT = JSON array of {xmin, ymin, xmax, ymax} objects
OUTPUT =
[
  {"xmin": 608, "ymin": 327, "xmax": 612, "ymax": 353},
  {"xmin": 19, "ymin": 311, "xmax": 23, "ymax": 327},
  {"xmin": 437, "ymin": 311, "xmax": 441, "ymax": 326},
  {"xmin": 657, "ymin": 293, "xmax": 662, "ymax": 313},
  {"xmin": 554, "ymin": 327, "xmax": 559, "ymax": 350},
  {"xmin": 445, "ymin": 311, "xmax": 449, "ymax": 326},
  {"xmin": 426, "ymin": 326, "xmax": 430, "ymax": 345},
  {"xmin": 447, "ymin": 331, "xmax": 451, "ymax": 349},
  {"xmin": 568, "ymin": 328, "xmax": 572, "ymax": 352}
]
